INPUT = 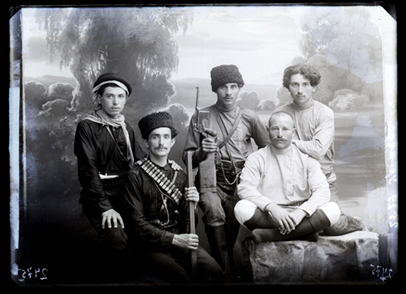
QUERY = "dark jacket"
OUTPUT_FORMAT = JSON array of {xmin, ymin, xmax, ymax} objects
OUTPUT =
[
  {"xmin": 123, "ymin": 160, "xmax": 196, "ymax": 250},
  {"xmin": 74, "ymin": 119, "xmax": 145, "ymax": 213}
]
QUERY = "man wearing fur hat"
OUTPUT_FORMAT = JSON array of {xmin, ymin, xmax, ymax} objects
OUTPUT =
[
  {"xmin": 183, "ymin": 65, "xmax": 270, "ymax": 277},
  {"xmin": 123, "ymin": 112, "xmax": 223, "ymax": 284},
  {"xmin": 74, "ymin": 73, "xmax": 145, "ymax": 257}
]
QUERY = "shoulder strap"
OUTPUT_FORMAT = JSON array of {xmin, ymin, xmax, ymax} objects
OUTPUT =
[
  {"xmin": 217, "ymin": 107, "xmax": 242, "ymax": 150},
  {"xmin": 139, "ymin": 158, "xmax": 182, "ymax": 205}
]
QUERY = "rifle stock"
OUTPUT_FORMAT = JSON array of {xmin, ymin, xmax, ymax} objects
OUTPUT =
[{"xmin": 192, "ymin": 87, "xmax": 217, "ymax": 193}]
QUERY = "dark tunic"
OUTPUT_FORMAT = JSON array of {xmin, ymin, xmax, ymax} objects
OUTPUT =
[
  {"xmin": 123, "ymin": 160, "xmax": 196, "ymax": 250},
  {"xmin": 74, "ymin": 119, "xmax": 145, "ymax": 214}
]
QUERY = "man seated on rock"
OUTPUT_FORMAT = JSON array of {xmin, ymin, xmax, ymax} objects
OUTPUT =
[{"xmin": 234, "ymin": 111, "xmax": 342, "ymax": 243}]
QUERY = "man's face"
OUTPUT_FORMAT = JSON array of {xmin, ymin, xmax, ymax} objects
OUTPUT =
[
  {"xmin": 288, "ymin": 74, "xmax": 314, "ymax": 106},
  {"xmin": 269, "ymin": 113, "xmax": 295, "ymax": 150},
  {"xmin": 144, "ymin": 127, "xmax": 175, "ymax": 158},
  {"xmin": 216, "ymin": 83, "xmax": 241, "ymax": 107},
  {"xmin": 97, "ymin": 86, "xmax": 127, "ymax": 118}
]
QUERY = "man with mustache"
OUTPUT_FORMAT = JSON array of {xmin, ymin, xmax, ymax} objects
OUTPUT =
[
  {"xmin": 123, "ymin": 112, "xmax": 223, "ymax": 284},
  {"xmin": 274, "ymin": 64, "xmax": 365, "ymax": 235},
  {"xmin": 234, "ymin": 111, "xmax": 341, "ymax": 242},
  {"xmin": 183, "ymin": 65, "xmax": 270, "ymax": 277}
]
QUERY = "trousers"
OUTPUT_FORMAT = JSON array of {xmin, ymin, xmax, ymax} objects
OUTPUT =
[
  {"xmin": 234, "ymin": 199, "xmax": 341, "ymax": 230},
  {"xmin": 146, "ymin": 245, "xmax": 224, "ymax": 284},
  {"xmin": 82, "ymin": 186, "xmax": 128, "ymax": 252}
]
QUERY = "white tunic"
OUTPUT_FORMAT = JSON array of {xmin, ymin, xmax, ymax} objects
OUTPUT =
[{"xmin": 237, "ymin": 144, "xmax": 330, "ymax": 216}]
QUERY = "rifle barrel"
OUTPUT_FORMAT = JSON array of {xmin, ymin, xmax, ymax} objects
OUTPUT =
[
  {"xmin": 186, "ymin": 151, "xmax": 197, "ymax": 276},
  {"xmin": 195, "ymin": 87, "xmax": 200, "ymax": 109}
]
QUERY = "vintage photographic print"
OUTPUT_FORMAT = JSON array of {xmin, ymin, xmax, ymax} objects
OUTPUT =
[{"xmin": 9, "ymin": 4, "xmax": 397, "ymax": 287}]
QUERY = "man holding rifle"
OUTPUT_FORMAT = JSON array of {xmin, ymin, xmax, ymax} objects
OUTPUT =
[
  {"xmin": 183, "ymin": 65, "xmax": 270, "ymax": 278},
  {"xmin": 123, "ymin": 112, "xmax": 223, "ymax": 284}
]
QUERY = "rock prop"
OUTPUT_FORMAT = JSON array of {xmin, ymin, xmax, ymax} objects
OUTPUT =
[{"xmin": 242, "ymin": 231, "xmax": 379, "ymax": 284}]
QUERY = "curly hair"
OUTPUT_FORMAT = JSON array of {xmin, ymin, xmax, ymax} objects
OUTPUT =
[{"xmin": 282, "ymin": 64, "xmax": 321, "ymax": 88}]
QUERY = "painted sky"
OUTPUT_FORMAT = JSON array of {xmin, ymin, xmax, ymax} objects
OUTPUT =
[
  {"xmin": 21, "ymin": 6, "xmax": 304, "ymax": 85},
  {"xmin": 20, "ymin": 6, "xmax": 394, "ymax": 85},
  {"xmin": 170, "ymin": 6, "xmax": 304, "ymax": 84}
]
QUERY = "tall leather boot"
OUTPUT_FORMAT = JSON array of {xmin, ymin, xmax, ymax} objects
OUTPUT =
[
  {"xmin": 251, "ymin": 209, "xmax": 331, "ymax": 244},
  {"xmin": 205, "ymin": 225, "xmax": 231, "ymax": 275}
]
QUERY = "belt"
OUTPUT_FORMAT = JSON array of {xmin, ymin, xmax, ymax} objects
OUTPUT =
[
  {"xmin": 216, "ymin": 160, "xmax": 245, "ymax": 170},
  {"xmin": 279, "ymin": 200, "xmax": 307, "ymax": 207},
  {"xmin": 99, "ymin": 171, "xmax": 128, "ymax": 180}
]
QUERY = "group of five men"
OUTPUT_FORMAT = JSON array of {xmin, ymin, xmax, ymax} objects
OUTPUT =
[{"xmin": 74, "ymin": 64, "xmax": 365, "ymax": 284}]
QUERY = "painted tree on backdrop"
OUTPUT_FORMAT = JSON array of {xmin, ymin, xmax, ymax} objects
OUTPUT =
[
  {"xmin": 35, "ymin": 7, "xmax": 193, "ymax": 117},
  {"xmin": 237, "ymin": 91, "xmax": 260, "ymax": 110},
  {"xmin": 295, "ymin": 6, "xmax": 383, "ymax": 108},
  {"xmin": 24, "ymin": 8, "xmax": 194, "ymax": 212}
]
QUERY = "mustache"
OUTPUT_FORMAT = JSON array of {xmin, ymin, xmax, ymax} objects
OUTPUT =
[{"xmin": 154, "ymin": 145, "xmax": 167, "ymax": 150}]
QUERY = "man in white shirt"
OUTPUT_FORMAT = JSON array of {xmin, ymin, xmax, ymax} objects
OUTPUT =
[
  {"xmin": 274, "ymin": 63, "xmax": 365, "ymax": 235},
  {"xmin": 234, "ymin": 111, "xmax": 341, "ymax": 243}
]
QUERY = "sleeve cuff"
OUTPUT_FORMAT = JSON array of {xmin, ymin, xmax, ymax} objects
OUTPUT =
[{"xmin": 299, "ymin": 202, "xmax": 316, "ymax": 216}]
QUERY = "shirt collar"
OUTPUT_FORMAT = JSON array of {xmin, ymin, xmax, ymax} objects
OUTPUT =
[
  {"xmin": 292, "ymin": 98, "xmax": 315, "ymax": 110},
  {"xmin": 270, "ymin": 144, "xmax": 292, "ymax": 155}
]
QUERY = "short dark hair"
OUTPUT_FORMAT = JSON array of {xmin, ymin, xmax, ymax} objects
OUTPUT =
[{"xmin": 282, "ymin": 64, "xmax": 321, "ymax": 88}]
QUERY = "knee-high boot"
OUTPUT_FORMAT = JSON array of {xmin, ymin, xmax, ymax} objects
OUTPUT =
[
  {"xmin": 205, "ymin": 225, "xmax": 231, "ymax": 274},
  {"xmin": 251, "ymin": 209, "xmax": 331, "ymax": 244}
]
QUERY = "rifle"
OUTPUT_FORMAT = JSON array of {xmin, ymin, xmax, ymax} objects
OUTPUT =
[
  {"xmin": 192, "ymin": 87, "xmax": 217, "ymax": 194},
  {"xmin": 186, "ymin": 151, "xmax": 197, "ymax": 277}
]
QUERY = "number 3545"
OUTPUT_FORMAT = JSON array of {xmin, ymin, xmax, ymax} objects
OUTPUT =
[{"xmin": 18, "ymin": 267, "xmax": 48, "ymax": 281}]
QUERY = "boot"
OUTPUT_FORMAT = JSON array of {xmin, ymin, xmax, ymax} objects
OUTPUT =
[
  {"xmin": 323, "ymin": 213, "xmax": 367, "ymax": 236},
  {"xmin": 205, "ymin": 225, "xmax": 231, "ymax": 274},
  {"xmin": 251, "ymin": 209, "xmax": 331, "ymax": 244}
]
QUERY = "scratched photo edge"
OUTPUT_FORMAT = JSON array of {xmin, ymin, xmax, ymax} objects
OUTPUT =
[{"xmin": 9, "ymin": 4, "xmax": 398, "ymax": 287}]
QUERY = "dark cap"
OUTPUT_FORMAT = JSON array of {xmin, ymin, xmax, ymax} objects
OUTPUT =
[
  {"xmin": 93, "ymin": 73, "xmax": 132, "ymax": 96},
  {"xmin": 138, "ymin": 111, "xmax": 178, "ymax": 139}
]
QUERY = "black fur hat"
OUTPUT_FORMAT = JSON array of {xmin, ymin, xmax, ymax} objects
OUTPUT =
[
  {"xmin": 138, "ymin": 112, "xmax": 178, "ymax": 139},
  {"xmin": 210, "ymin": 64, "xmax": 244, "ymax": 92}
]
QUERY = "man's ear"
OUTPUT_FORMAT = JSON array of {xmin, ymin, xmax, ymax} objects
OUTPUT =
[
  {"xmin": 142, "ymin": 138, "xmax": 149, "ymax": 149},
  {"xmin": 96, "ymin": 94, "xmax": 102, "ymax": 105},
  {"xmin": 170, "ymin": 137, "xmax": 176, "ymax": 148}
]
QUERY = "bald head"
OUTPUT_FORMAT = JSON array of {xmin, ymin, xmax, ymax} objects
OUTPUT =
[
  {"xmin": 268, "ymin": 111, "xmax": 294, "ymax": 128},
  {"xmin": 268, "ymin": 111, "xmax": 295, "ymax": 150}
]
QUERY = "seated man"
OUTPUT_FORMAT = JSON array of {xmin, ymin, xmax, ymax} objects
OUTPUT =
[
  {"xmin": 234, "ymin": 111, "xmax": 341, "ymax": 243},
  {"xmin": 123, "ymin": 112, "xmax": 223, "ymax": 283}
]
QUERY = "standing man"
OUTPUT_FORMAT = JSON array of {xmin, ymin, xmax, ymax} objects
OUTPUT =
[
  {"xmin": 274, "ymin": 63, "xmax": 365, "ymax": 235},
  {"xmin": 235, "ymin": 111, "xmax": 342, "ymax": 243},
  {"xmin": 123, "ymin": 112, "xmax": 223, "ymax": 284},
  {"xmin": 74, "ymin": 73, "xmax": 145, "ymax": 258},
  {"xmin": 183, "ymin": 65, "xmax": 270, "ymax": 276}
]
